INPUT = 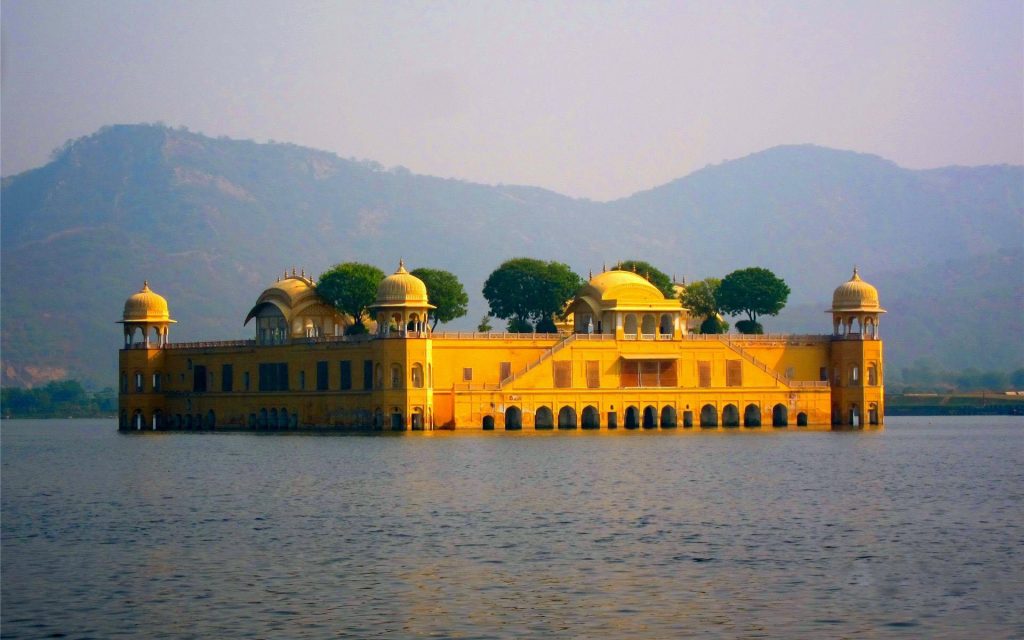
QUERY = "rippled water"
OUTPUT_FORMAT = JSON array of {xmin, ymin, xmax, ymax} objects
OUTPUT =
[{"xmin": 2, "ymin": 417, "xmax": 1023, "ymax": 639}]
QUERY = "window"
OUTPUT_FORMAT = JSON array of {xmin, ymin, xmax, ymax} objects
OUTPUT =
[
  {"xmin": 499, "ymin": 361, "xmax": 512, "ymax": 381},
  {"xmin": 258, "ymin": 363, "xmax": 289, "ymax": 391},
  {"xmin": 698, "ymin": 361, "xmax": 712, "ymax": 388},
  {"xmin": 463, "ymin": 367, "xmax": 473, "ymax": 382},
  {"xmin": 135, "ymin": 372, "xmax": 144, "ymax": 393},
  {"xmin": 340, "ymin": 361, "xmax": 352, "ymax": 390},
  {"xmin": 850, "ymin": 365, "xmax": 859, "ymax": 385},
  {"xmin": 316, "ymin": 361, "xmax": 329, "ymax": 391},
  {"xmin": 785, "ymin": 366, "xmax": 795, "ymax": 380},
  {"xmin": 868, "ymin": 363, "xmax": 878, "ymax": 386},
  {"xmin": 621, "ymin": 360, "xmax": 676, "ymax": 387},
  {"xmin": 725, "ymin": 360, "xmax": 742, "ymax": 387},
  {"xmin": 193, "ymin": 365, "xmax": 207, "ymax": 392},
  {"xmin": 363, "ymin": 360, "xmax": 373, "ymax": 391},
  {"xmin": 221, "ymin": 364, "xmax": 233, "ymax": 392},
  {"xmin": 121, "ymin": 372, "xmax": 128, "ymax": 393},
  {"xmin": 152, "ymin": 372, "xmax": 161, "ymax": 391},
  {"xmin": 390, "ymin": 364, "xmax": 402, "ymax": 389},
  {"xmin": 820, "ymin": 367, "xmax": 828, "ymax": 382},
  {"xmin": 553, "ymin": 361, "xmax": 572, "ymax": 388},
  {"xmin": 243, "ymin": 371, "xmax": 251, "ymax": 391},
  {"xmin": 299, "ymin": 370, "xmax": 306, "ymax": 390},
  {"xmin": 411, "ymin": 363, "xmax": 424, "ymax": 388},
  {"xmin": 586, "ymin": 361, "xmax": 600, "ymax": 388}
]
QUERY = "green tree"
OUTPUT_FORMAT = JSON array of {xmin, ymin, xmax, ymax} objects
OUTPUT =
[
  {"xmin": 482, "ymin": 258, "xmax": 582, "ymax": 333},
  {"xmin": 316, "ymin": 262, "xmax": 385, "ymax": 334},
  {"xmin": 682, "ymin": 278, "xmax": 728, "ymax": 333},
  {"xmin": 717, "ymin": 267, "xmax": 791, "ymax": 331},
  {"xmin": 410, "ymin": 267, "xmax": 469, "ymax": 330},
  {"xmin": 477, "ymin": 315, "xmax": 494, "ymax": 332},
  {"xmin": 618, "ymin": 260, "xmax": 675, "ymax": 298}
]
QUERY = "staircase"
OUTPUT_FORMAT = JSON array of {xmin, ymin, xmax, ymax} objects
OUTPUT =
[
  {"xmin": 500, "ymin": 333, "xmax": 577, "ymax": 388},
  {"xmin": 716, "ymin": 336, "xmax": 791, "ymax": 387}
]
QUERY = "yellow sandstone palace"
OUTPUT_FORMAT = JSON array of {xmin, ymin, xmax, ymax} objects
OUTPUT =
[{"xmin": 117, "ymin": 263, "xmax": 885, "ymax": 431}]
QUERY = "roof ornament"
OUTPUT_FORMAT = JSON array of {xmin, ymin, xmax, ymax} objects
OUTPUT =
[
  {"xmin": 142, "ymin": 280, "xmax": 149, "ymax": 291},
  {"xmin": 852, "ymin": 265, "xmax": 860, "ymax": 280},
  {"xmin": 291, "ymin": 267, "xmax": 296, "ymax": 277},
  {"xmin": 301, "ymin": 268, "xmax": 305, "ymax": 278},
  {"xmin": 602, "ymin": 262, "xmax": 607, "ymax": 272},
  {"xmin": 588, "ymin": 269, "xmax": 593, "ymax": 279}
]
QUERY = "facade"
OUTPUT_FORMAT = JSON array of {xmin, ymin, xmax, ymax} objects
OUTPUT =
[{"xmin": 118, "ymin": 264, "xmax": 885, "ymax": 432}]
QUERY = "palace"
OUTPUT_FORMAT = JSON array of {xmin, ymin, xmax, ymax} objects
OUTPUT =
[{"xmin": 117, "ymin": 263, "xmax": 885, "ymax": 431}]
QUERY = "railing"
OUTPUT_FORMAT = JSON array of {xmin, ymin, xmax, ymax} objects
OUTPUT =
[
  {"xmin": 500, "ymin": 333, "xmax": 578, "ymax": 387},
  {"xmin": 163, "ymin": 340, "xmax": 256, "ymax": 350},
  {"xmin": 431, "ymin": 332, "xmax": 564, "ymax": 341}
]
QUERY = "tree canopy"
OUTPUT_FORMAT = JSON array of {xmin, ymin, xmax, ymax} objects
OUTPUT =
[
  {"xmin": 617, "ymin": 260, "xmax": 675, "ymax": 298},
  {"xmin": 410, "ymin": 267, "xmax": 469, "ymax": 330},
  {"xmin": 316, "ymin": 262, "xmax": 385, "ymax": 333},
  {"xmin": 683, "ymin": 277, "xmax": 728, "ymax": 334},
  {"xmin": 716, "ymin": 267, "xmax": 791, "ymax": 328},
  {"xmin": 482, "ymin": 258, "xmax": 582, "ymax": 333}
]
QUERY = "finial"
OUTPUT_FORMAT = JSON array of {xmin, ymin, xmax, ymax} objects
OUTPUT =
[
  {"xmin": 399, "ymin": 258, "xmax": 405, "ymax": 270},
  {"xmin": 301, "ymin": 268, "xmax": 306, "ymax": 278},
  {"xmin": 602, "ymin": 262, "xmax": 607, "ymax": 272},
  {"xmin": 142, "ymin": 280, "xmax": 149, "ymax": 291},
  {"xmin": 645, "ymin": 270, "xmax": 650, "ymax": 281},
  {"xmin": 632, "ymin": 264, "xmax": 637, "ymax": 273},
  {"xmin": 291, "ymin": 267, "xmax": 296, "ymax": 277},
  {"xmin": 589, "ymin": 269, "xmax": 593, "ymax": 279},
  {"xmin": 852, "ymin": 265, "xmax": 860, "ymax": 280}
]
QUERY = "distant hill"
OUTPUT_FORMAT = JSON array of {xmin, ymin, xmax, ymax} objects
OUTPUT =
[{"xmin": 2, "ymin": 125, "xmax": 1021, "ymax": 387}]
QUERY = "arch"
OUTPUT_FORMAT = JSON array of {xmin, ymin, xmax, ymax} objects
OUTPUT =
[
  {"xmin": 411, "ymin": 363, "xmax": 424, "ymax": 388},
  {"xmin": 660, "ymin": 405, "xmax": 677, "ymax": 428},
  {"xmin": 535, "ymin": 406, "xmax": 554, "ymax": 430},
  {"xmin": 132, "ymin": 409, "xmax": 144, "ymax": 430},
  {"xmin": 700, "ymin": 404, "xmax": 717, "ymax": 427},
  {"xmin": 184, "ymin": 413, "xmax": 193, "ymax": 430},
  {"xmin": 248, "ymin": 413, "xmax": 257, "ymax": 429},
  {"xmin": 641, "ymin": 314, "xmax": 656, "ymax": 336},
  {"xmin": 581, "ymin": 405, "xmax": 599, "ymax": 429},
  {"xmin": 623, "ymin": 314, "xmax": 638, "ymax": 337},
  {"xmin": 659, "ymin": 313, "xmax": 673, "ymax": 336},
  {"xmin": 269, "ymin": 408, "xmax": 279, "ymax": 430},
  {"xmin": 642, "ymin": 405, "xmax": 657, "ymax": 428},
  {"xmin": 259, "ymin": 408, "xmax": 268, "ymax": 429},
  {"xmin": 134, "ymin": 371, "xmax": 144, "ymax": 393},
  {"xmin": 797, "ymin": 412, "xmax": 808, "ymax": 427},
  {"xmin": 722, "ymin": 404, "xmax": 740, "ymax": 427},
  {"xmin": 772, "ymin": 404, "xmax": 788, "ymax": 427},
  {"xmin": 206, "ymin": 410, "xmax": 216, "ymax": 430},
  {"xmin": 390, "ymin": 363, "xmax": 402, "ymax": 389},
  {"xmin": 558, "ymin": 406, "xmax": 577, "ymax": 429},
  {"xmin": 373, "ymin": 408, "xmax": 384, "ymax": 431},
  {"xmin": 279, "ymin": 408, "xmax": 289, "ymax": 429},
  {"xmin": 391, "ymin": 411, "xmax": 405, "ymax": 431},
  {"xmin": 174, "ymin": 414, "xmax": 182, "ymax": 430},
  {"xmin": 119, "ymin": 410, "xmax": 127, "ymax": 430},
  {"xmin": 505, "ymin": 406, "xmax": 522, "ymax": 430},
  {"xmin": 851, "ymin": 317, "xmax": 861, "ymax": 334},
  {"xmin": 865, "ymin": 320, "xmax": 876, "ymax": 338},
  {"xmin": 868, "ymin": 363, "xmax": 878, "ymax": 386},
  {"xmin": 152, "ymin": 371, "xmax": 161, "ymax": 391},
  {"xmin": 483, "ymin": 415, "xmax": 495, "ymax": 430},
  {"xmin": 374, "ymin": 363, "xmax": 383, "ymax": 389},
  {"xmin": 682, "ymin": 410, "xmax": 694, "ymax": 428},
  {"xmin": 868, "ymin": 403, "xmax": 880, "ymax": 426},
  {"xmin": 290, "ymin": 412, "xmax": 299, "ymax": 429},
  {"xmin": 850, "ymin": 365, "xmax": 860, "ymax": 385},
  {"xmin": 849, "ymin": 403, "xmax": 860, "ymax": 427},
  {"xmin": 624, "ymin": 406, "xmax": 640, "ymax": 429},
  {"xmin": 743, "ymin": 403, "xmax": 761, "ymax": 427},
  {"xmin": 412, "ymin": 407, "xmax": 425, "ymax": 430}
]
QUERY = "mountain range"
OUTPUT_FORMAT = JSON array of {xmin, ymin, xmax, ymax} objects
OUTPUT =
[{"xmin": 2, "ymin": 124, "xmax": 1021, "ymax": 387}]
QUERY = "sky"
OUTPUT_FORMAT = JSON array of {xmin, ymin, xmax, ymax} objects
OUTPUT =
[{"xmin": 2, "ymin": 0, "xmax": 1021, "ymax": 200}]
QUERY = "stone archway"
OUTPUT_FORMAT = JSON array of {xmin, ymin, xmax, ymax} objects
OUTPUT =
[
  {"xmin": 660, "ymin": 405, "xmax": 677, "ymax": 428},
  {"xmin": 700, "ymin": 404, "xmax": 717, "ymax": 427},
  {"xmin": 505, "ymin": 406, "xmax": 522, "ymax": 430},
  {"xmin": 722, "ymin": 404, "xmax": 740, "ymax": 427},
  {"xmin": 625, "ymin": 406, "xmax": 640, "ymax": 429},
  {"xmin": 558, "ymin": 406, "xmax": 577, "ymax": 429},
  {"xmin": 772, "ymin": 404, "xmax": 788, "ymax": 427},
  {"xmin": 642, "ymin": 405, "xmax": 657, "ymax": 428},
  {"xmin": 536, "ymin": 406, "xmax": 554, "ymax": 429},
  {"xmin": 581, "ymin": 405, "xmax": 599, "ymax": 429},
  {"xmin": 743, "ymin": 404, "xmax": 761, "ymax": 427}
]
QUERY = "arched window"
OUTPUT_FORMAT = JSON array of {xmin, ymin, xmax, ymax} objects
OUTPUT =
[
  {"xmin": 558, "ymin": 406, "xmax": 577, "ymax": 429},
  {"xmin": 625, "ymin": 406, "xmax": 640, "ymax": 429},
  {"xmin": 850, "ymin": 365, "xmax": 860, "ymax": 385},
  {"xmin": 375, "ymin": 363, "xmax": 383, "ymax": 389},
  {"xmin": 134, "ymin": 372, "xmax": 144, "ymax": 393},
  {"xmin": 642, "ymin": 405, "xmax": 657, "ymax": 428},
  {"xmin": 659, "ymin": 314, "xmax": 673, "ymax": 336},
  {"xmin": 535, "ymin": 406, "xmax": 554, "ymax": 429},
  {"xmin": 623, "ymin": 314, "xmax": 638, "ymax": 337},
  {"xmin": 743, "ymin": 404, "xmax": 761, "ymax": 427},
  {"xmin": 660, "ymin": 405, "xmax": 677, "ymax": 428},
  {"xmin": 152, "ymin": 372, "xmax": 161, "ymax": 391},
  {"xmin": 772, "ymin": 404, "xmax": 788, "ymax": 427},
  {"xmin": 391, "ymin": 364, "xmax": 402, "ymax": 389},
  {"xmin": 722, "ymin": 404, "xmax": 740, "ymax": 427},
  {"xmin": 411, "ymin": 363, "xmax": 424, "ymax": 388},
  {"xmin": 482, "ymin": 415, "xmax": 495, "ymax": 430},
  {"xmin": 867, "ymin": 364, "xmax": 878, "ymax": 386},
  {"xmin": 700, "ymin": 404, "xmax": 718, "ymax": 428},
  {"xmin": 505, "ymin": 406, "xmax": 522, "ymax": 430},
  {"xmin": 641, "ymin": 314, "xmax": 656, "ymax": 337}
]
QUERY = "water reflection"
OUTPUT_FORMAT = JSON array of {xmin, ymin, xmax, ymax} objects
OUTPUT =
[{"xmin": 1, "ymin": 418, "xmax": 1021, "ymax": 638}]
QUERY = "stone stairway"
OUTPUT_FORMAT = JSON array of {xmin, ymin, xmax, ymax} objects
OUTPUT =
[{"xmin": 500, "ymin": 333, "xmax": 578, "ymax": 388}]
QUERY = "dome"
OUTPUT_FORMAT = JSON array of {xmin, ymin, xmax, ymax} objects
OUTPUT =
[
  {"xmin": 831, "ymin": 268, "xmax": 884, "ymax": 312},
  {"xmin": 374, "ymin": 260, "xmax": 432, "ymax": 308},
  {"xmin": 582, "ymin": 269, "xmax": 667, "ymax": 304},
  {"xmin": 122, "ymin": 281, "xmax": 173, "ymax": 322},
  {"xmin": 244, "ymin": 271, "xmax": 324, "ymax": 325}
]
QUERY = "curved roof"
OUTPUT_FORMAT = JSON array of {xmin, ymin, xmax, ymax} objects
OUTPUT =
[
  {"xmin": 244, "ymin": 273, "xmax": 321, "ymax": 324},
  {"xmin": 831, "ymin": 268, "xmax": 885, "ymax": 313},
  {"xmin": 120, "ymin": 281, "xmax": 175, "ymax": 323},
  {"xmin": 372, "ymin": 260, "xmax": 435, "ymax": 309},
  {"xmin": 580, "ymin": 269, "xmax": 674, "ymax": 306}
]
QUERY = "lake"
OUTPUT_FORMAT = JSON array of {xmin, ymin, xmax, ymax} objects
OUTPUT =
[{"xmin": 2, "ymin": 417, "xmax": 1022, "ymax": 639}]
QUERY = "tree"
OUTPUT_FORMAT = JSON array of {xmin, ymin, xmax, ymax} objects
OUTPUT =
[
  {"xmin": 316, "ymin": 262, "xmax": 385, "ymax": 334},
  {"xmin": 482, "ymin": 258, "xmax": 582, "ymax": 333},
  {"xmin": 618, "ymin": 260, "xmax": 675, "ymax": 298},
  {"xmin": 717, "ymin": 267, "xmax": 790, "ymax": 330},
  {"xmin": 477, "ymin": 315, "xmax": 494, "ymax": 332},
  {"xmin": 682, "ymin": 278, "xmax": 727, "ymax": 333},
  {"xmin": 410, "ymin": 268, "xmax": 469, "ymax": 330}
]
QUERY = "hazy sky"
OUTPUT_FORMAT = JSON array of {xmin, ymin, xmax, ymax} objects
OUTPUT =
[{"xmin": 2, "ymin": 0, "xmax": 1021, "ymax": 199}]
